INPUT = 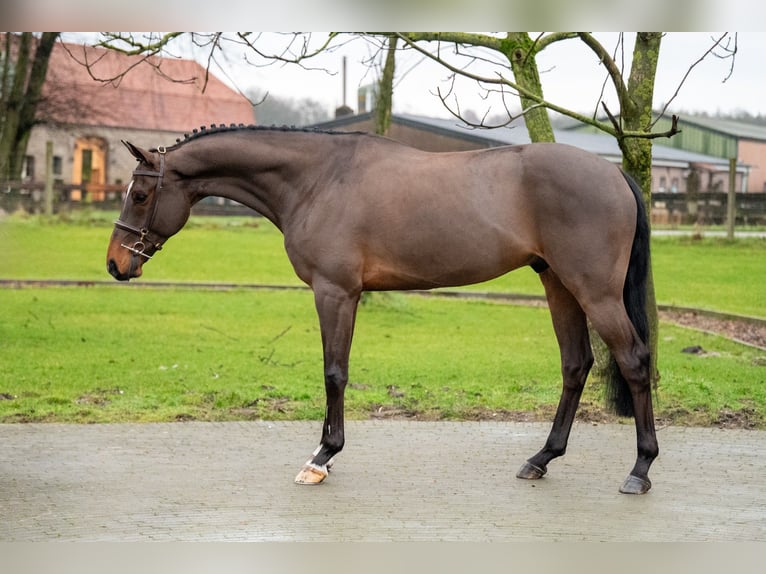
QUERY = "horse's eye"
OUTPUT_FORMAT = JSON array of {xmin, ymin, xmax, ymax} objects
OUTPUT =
[{"xmin": 132, "ymin": 191, "xmax": 148, "ymax": 204}]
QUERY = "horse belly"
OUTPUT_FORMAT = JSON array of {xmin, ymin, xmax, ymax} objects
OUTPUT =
[{"xmin": 361, "ymin": 231, "xmax": 528, "ymax": 291}]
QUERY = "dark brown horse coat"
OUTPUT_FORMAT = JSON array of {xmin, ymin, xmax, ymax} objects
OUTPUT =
[{"xmin": 107, "ymin": 125, "xmax": 657, "ymax": 494}]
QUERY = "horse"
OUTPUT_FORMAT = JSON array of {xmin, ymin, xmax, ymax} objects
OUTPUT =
[{"xmin": 106, "ymin": 124, "xmax": 658, "ymax": 494}]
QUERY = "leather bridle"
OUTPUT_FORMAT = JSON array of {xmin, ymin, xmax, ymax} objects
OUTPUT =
[{"xmin": 113, "ymin": 147, "xmax": 167, "ymax": 260}]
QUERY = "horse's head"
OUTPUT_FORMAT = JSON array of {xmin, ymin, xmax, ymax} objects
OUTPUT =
[{"xmin": 106, "ymin": 141, "xmax": 191, "ymax": 281}]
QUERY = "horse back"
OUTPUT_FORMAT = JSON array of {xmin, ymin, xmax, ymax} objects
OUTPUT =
[{"xmin": 285, "ymin": 140, "xmax": 635, "ymax": 291}]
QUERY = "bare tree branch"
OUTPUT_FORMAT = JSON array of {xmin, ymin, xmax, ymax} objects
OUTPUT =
[
  {"xmin": 577, "ymin": 32, "xmax": 633, "ymax": 117},
  {"xmin": 437, "ymin": 77, "xmax": 544, "ymax": 130},
  {"xmin": 535, "ymin": 32, "xmax": 580, "ymax": 51},
  {"xmin": 395, "ymin": 32, "xmax": 681, "ymax": 140},
  {"xmin": 653, "ymin": 32, "xmax": 732, "ymax": 127},
  {"xmin": 397, "ymin": 32, "xmax": 504, "ymax": 52},
  {"xmin": 397, "ymin": 32, "xmax": 678, "ymax": 139},
  {"xmin": 61, "ymin": 34, "xmax": 199, "ymax": 89},
  {"xmin": 602, "ymin": 102, "xmax": 680, "ymax": 141},
  {"xmin": 234, "ymin": 32, "xmax": 343, "ymax": 69},
  {"xmin": 713, "ymin": 33, "xmax": 738, "ymax": 82}
]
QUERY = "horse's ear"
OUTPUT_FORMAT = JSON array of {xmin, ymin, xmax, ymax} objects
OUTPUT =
[{"xmin": 121, "ymin": 140, "xmax": 153, "ymax": 165}]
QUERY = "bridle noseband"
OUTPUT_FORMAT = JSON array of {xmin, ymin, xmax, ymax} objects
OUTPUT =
[{"xmin": 114, "ymin": 147, "xmax": 167, "ymax": 260}]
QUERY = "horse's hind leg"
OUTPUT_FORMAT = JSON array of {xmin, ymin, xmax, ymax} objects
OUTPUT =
[
  {"xmin": 294, "ymin": 279, "xmax": 360, "ymax": 485},
  {"xmin": 517, "ymin": 269, "xmax": 594, "ymax": 481},
  {"xmin": 585, "ymin": 298, "xmax": 658, "ymax": 494}
]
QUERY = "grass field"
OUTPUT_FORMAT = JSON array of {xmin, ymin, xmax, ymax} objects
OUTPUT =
[
  {"xmin": 1, "ymin": 213, "xmax": 765, "ymax": 427},
  {"xmin": 2, "ymin": 286, "xmax": 764, "ymax": 426}
]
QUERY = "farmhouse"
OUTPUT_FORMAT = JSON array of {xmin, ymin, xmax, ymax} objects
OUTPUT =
[{"xmin": 20, "ymin": 40, "xmax": 254, "ymax": 202}]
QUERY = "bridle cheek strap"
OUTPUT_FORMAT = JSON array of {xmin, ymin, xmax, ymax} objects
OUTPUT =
[
  {"xmin": 114, "ymin": 147, "xmax": 167, "ymax": 260},
  {"xmin": 114, "ymin": 220, "xmax": 162, "ymax": 260}
]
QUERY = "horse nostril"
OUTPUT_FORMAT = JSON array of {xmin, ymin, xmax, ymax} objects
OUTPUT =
[{"xmin": 107, "ymin": 259, "xmax": 121, "ymax": 279}]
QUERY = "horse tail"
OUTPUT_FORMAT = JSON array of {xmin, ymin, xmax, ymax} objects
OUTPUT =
[{"xmin": 604, "ymin": 170, "xmax": 650, "ymax": 417}]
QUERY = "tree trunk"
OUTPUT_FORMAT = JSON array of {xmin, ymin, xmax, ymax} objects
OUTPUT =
[
  {"xmin": 10, "ymin": 32, "xmax": 58, "ymax": 178},
  {"xmin": 374, "ymin": 35, "xmax": 397, "ymax": 136},
  {"xmin": 617, "ymin": 32, "xmax": 662, "ymax": 385},
  {"xmin": 502, "ymin": 33, "xmax": 555, "ymax": 143},
  {"xmin": 0, "ymin": 32, "xmax": 59, "ymax": 180},
  {"xmin": 0, "ymin": 33, "xmax": 32, "ymax": 180}
]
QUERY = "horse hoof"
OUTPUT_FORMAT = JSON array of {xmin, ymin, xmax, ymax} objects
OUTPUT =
[
  {"xmin": 619, "ymin": 474, "xmax": 652, "ymax": 494},
  {"xmin": 294, "ymin": 463, "xmax": 328, "ymax": 485},
  {"xmin": 516, "ymin": 461, "xmax": 547, "ymax": 480}
]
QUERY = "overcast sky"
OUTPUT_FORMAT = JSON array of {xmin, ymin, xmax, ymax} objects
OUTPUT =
[
  {"xmin": 197, "ymin": 32, "xmax": 765, "ymax": 121},
  {"xmin": 63, "ymin": 32, "xmax": 765, "ymax": 121}
]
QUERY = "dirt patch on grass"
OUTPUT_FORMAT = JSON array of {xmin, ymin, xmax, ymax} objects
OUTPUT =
[
  {"xmin": 661, "ymin": 310, "xmax": 766, "ymax": 350},
  {"xmin": 75, "ymin": 388, "xmax": 124, "ymax": 407},
  {"xmin": 363, "ymin": 400, "xmax": 764, "ymax": 430}
]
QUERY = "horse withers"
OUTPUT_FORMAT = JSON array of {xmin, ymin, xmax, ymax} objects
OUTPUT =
[{"xmin": 107, "ymin": 125, "xmax": 657, "ymax": 494}]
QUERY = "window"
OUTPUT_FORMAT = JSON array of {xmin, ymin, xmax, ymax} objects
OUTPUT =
[
  {"xmin": 53, "ymin": 155, "xmax": 63, "ymax": 176},
  {"xmin": 22, "ymin": 156, "xmax": 35, "ymax": 180},
  {"xmin": 81, "ymin": 149, "xmax": 93, "ymax": 183}
]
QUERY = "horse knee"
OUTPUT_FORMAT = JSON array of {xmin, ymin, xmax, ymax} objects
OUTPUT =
[{"xmin": 324, "ymin": 365, "xmax": 347, "ymax": 394}]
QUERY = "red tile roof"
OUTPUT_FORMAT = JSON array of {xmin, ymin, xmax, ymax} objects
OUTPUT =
[{"xmin": 40, "ymin": 41, "xmax": 255, "ymax": 132}]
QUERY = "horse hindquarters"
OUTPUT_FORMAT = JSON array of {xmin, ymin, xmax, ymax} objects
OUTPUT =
[
  {"xmin": 580, "ymin": 172, "xmax": 657, "ymax": 493},
  {"xmin": 518, "ymin": 170, "xmax": 657, "ymax": 494}
]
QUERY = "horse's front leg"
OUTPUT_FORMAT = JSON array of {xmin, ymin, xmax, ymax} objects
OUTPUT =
[{"xmin": 295, "ymin": 280, "xmax": 360, "ymax": 485}]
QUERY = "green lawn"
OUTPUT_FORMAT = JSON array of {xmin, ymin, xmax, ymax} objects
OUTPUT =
[
  {"xmin": 1, "ymin": 213, "xmax": 764, "ymax": 427},
  {"xmin": 650, "ymin": 236, "xmax": 765, "ymax": 317},
  {"xmin": 1, "ymin": 286, "xmax": 763, "ymax": 426}
]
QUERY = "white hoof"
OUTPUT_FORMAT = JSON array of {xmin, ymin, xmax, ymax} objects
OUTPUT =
[{"xmin": 294, "ymin": 463, "xmax": 328, "ymax": 485}]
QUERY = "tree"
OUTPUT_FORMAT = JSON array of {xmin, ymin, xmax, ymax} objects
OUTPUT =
[{"xmin": 0, "ymin": 32, "xmax": 59, "ymax": 180}]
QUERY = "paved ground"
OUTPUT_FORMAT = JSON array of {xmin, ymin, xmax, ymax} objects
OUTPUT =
[{"xmin": 1, "ymin": 420, "xmax": 764, "ymax": 541}]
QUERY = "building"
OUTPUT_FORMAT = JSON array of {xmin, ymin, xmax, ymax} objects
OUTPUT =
[
  {"xmin": 21, "ymin": 40, "xmax": 255, "ymax": 202},
  {"xmin": 652, "ymin": 114, "xmax": 766, "ymax": 193}
]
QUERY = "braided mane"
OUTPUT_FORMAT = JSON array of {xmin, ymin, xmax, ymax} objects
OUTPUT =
[{"xmin": 160, "ymin": 123, "xmax": 365, "ymax": 151}]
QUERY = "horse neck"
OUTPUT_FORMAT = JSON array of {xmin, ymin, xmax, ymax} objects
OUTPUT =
[{"xmin": 177, "ymin": 130, "xmax": 349, "ymax": 229}]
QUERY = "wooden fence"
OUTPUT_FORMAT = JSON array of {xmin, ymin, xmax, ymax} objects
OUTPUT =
[
  {"xmin": 651, "ymin": 192, "xmax": 766, "ymax": 226},
  {"xmin": 0, "ymin": 181, "xmax": 253, "ymax": 217}
]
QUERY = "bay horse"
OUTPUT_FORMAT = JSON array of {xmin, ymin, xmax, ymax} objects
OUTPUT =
[{"xmin": 106, "ymin": 124, "xmax": 658, "ymax": 494}]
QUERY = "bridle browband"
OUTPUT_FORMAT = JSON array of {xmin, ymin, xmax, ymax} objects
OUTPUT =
[{"xmin": 113, "ymin": 147, "xmax": 167, "ymax": 260}]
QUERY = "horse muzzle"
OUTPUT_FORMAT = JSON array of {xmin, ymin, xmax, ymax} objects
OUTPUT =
[
  {"xmin": 107, "ymin": 236, "xmax": 147, "ymax": 281},
  {"xmin": 107, "ymin": 256, "xmax": 143, "ymax": 281}
]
